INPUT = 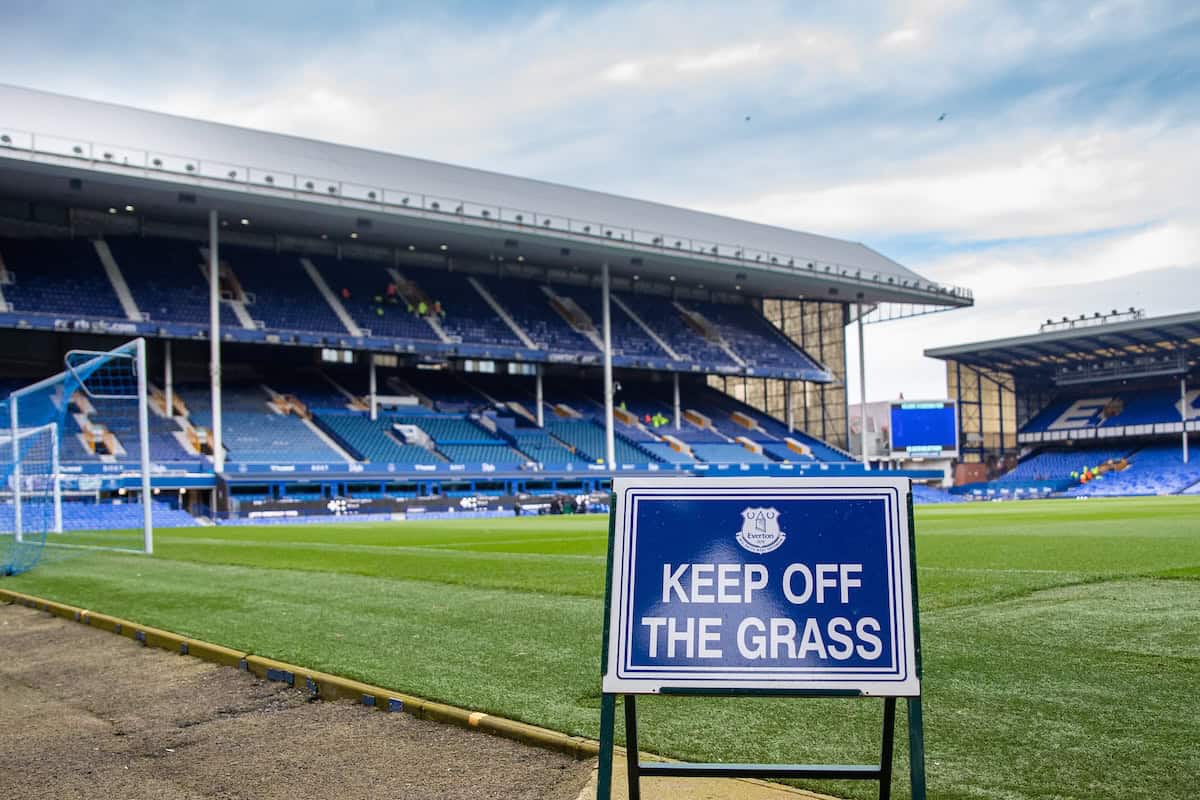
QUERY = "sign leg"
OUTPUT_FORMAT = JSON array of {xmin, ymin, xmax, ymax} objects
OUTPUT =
[
  {"xmin": 624, "ymin": 695, "xmax": 642, "ymax": 800},
  {"xmin": 878, "ymin": 696, "xmax": 897, "ymax": 800},
  {"xmin": 597, "ymin": 693, "xmax": 616, "ymax": 800},
  {"xmin": 907, "ymin": 697, "xmax": 928, "ymax": 800}
]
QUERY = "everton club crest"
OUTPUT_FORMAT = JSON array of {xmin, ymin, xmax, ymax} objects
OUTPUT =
[{"xmin": 736, "ymin": 507, "xmax": 785, "ymax": 553}]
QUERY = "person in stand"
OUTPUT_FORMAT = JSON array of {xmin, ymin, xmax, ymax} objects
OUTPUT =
[
  {"xmin": 340, "ymin": 287, "xmax": 351, "ymax": 300},
  {"xmin": 417, "ymin": 300, "xmax": 428, "ymax": 316},
  {"xmin": 433, "ymin": 299, "xmax": 444, "ymax": 318}
]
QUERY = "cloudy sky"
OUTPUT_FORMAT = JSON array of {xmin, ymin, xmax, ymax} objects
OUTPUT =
[{"xmin": 4, "ymin": 0, "xmax": 1199, "ymax": 400}]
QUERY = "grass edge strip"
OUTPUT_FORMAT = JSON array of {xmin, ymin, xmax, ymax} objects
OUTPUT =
[{"xmin": 0, "ymin": 587, "xmax": 600, "ymax": 761}]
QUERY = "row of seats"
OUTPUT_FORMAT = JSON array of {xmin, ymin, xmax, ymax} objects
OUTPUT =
[
  {"xmin": 1022, "ymin": 386, "xmax": 1199, "ymax": 433},
  {"xmin": 1066, "ymin": 442, "xmax": 1200, "ymax": 496},
  {"xmin": 1001, "ymin": 447, "xmax": 1134, "ymax": 481},
  {"xmin": 316, "ymin": 413, "xmax": 438, "ymax": 463},
  {"xmin": 0, "ymin": 236, "xmax": 822, "ymax": 375},
  {"xmin": 0, "ymin": 500, "xmax": 197, "ymax": 532}
]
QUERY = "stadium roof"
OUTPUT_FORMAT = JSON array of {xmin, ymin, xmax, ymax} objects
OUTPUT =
[
  {"xmin": 0, "ymin": 83, "xmax": 971, "ymax": 308},
  {"xmin": 925, "ymin": 310, "xmax": 1200, "ymax": 375}
]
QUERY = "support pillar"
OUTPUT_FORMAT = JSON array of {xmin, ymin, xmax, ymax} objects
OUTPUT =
[
  {"xmin": 857, "ymin": 302, "xmax": 869, "ymax": 470},
  {"xmin": 11, "ymin": 395, "xmax": 20, "ymax": 542},
  {"xmin": 673, "ymin": 372, "xmax": 681, "ymax": 431},
  {"xmin": 786, "ymin": 381, "xmax": 794, "ymax": 433},
  {"xmin": 536, "ymin": 365, "xmax": 544, "ymax": 428},
  {"xmin": 369, "ymin": 353, "xmax": 378, "ymax": 422},
  {"xmin": 51, "ymin": 422, "xmax": 62, "ymax": 534},
  {"xmin": 136, "ymin": 337, "xmax": 153, "ymax": 554},
  {"xmin": 601, "ymin": 263, "xmax": 616, "ymax": 469},
  {"xmin": 1183, "ymin": 377, "xmax": 1190, "ymax": 465},
  {"xmin": 209, "ymin": 209, "xmax": 224, "ymax": 474},
  {"xmin": 164, "ymin": 339, "xmax": 173, "ymax": 418}
]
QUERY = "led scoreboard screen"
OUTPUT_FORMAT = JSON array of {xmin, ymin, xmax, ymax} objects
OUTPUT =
[{"xmin": 889, "ymin": 400, "xmax": 958, "ymax": 458}]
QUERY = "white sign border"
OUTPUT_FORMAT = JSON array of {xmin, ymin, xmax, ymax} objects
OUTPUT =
[{"xmin": 602, "ymin": 476, "xmax": 920, "ymax": 696}]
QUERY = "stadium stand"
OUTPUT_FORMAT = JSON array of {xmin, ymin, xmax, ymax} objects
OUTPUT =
[
  {"xmin": 545, "ymin": 419, "xmax": 658, "ymax": 465},
  {"xmin": 1, "ymin": 238, "xmax": 126, "ymax": 319},
  {"xmin": 676, "ymin": 298, "xmax": 824, "ymax": 373},
  {"xmin": 0, "ymin": 500, "xmax": 197, "ymax": 530},
  {"xmin": 552, "ymin": 285, "xmax": 668, "ymax": 360},
  {"xmin": 505, "ymin": 426, "xmax": 590, "ymax": 466},
  {"xmin": 313, "ymin": 256, "xmax": 440, "ymax": 342},
  {"xmin": 181, "ymin": 384, "xmax": 344, "ymax": 463},
  {"xmin": 615, "ymin": 292, "xmax": 738, "ymax": 369},
  {"xmin": 472, "ymin": 276, "xmax": 599, "ymax": 355},
  {"xmin": 1000, "ymin": 446, "xmax": 1133, "ymax": 482},
  {"xmin": 224, "ymin": 246, "xmax": 348, "ymax": 335},
  {"xmin": 315, "ymin": 413, "xmax": 440, "ymax": 464},
  {"xmin": 407, "ymin": 267, "xmax": 524, "ymax": 348},
  {"xmin": 106, "ymin": 238, "xmax": 241, "ymax": 327},
  {"xmin": 1067, "ymin": 442, "xmax": 1200, "ymax": 496},
  {"xmin": 911, "ymin": 484, "xmax": 965, "ymax": 504},
  {"xmin": 1020, "ymin": 387, "xmax": 1198, "ymax": 436}
]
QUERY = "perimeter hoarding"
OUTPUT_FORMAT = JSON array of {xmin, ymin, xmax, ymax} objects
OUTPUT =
[{"xmin": 602, "ymin": 476, "xmax": 919, "ymax": 696}]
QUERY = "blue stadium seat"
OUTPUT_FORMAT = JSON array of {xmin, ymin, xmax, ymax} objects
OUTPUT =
[{"xmin": 1, "ymin": 238, "xmax": 126, "ymax": 319}]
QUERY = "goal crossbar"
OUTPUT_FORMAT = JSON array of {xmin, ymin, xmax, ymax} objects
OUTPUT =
[{"xmin": 5, "ymin": 338, "xmax": 152, "ymax": 555}]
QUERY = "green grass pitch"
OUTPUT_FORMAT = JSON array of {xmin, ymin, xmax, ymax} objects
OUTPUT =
[{"xmin": 6, "ymin": 496, "xmax": 1199, "ymax": 799}]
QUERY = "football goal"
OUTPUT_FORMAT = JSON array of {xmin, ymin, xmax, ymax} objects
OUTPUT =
[{"xmin": 1, "ymin": 338, "xmax": 152, "ymax": 575}]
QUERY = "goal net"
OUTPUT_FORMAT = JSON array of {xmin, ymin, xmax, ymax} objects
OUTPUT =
[{"xmin": 1, "ymin": 338, "xmax": 152, "ymax": 575}]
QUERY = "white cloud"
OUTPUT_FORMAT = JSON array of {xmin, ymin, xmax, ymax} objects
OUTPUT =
[
  {"xmin": 676, "ymin": 43, "xmax": 775, "ymax": 73},
  {"xmin": 603, "ymin": 61, "xmax": 644, "ymax": 83},
  {"xmin": 707, "ymin": 125, "xmax": 1196, "ymax": 243},
  {"xmin": 882, "ymin": 28, "xmax": 921, "ymax": 46}
]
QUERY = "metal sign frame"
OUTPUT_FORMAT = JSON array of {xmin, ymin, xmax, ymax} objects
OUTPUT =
[{"xmin": 596, "ymin": 475, "xmax": 927, "ymax": 800}]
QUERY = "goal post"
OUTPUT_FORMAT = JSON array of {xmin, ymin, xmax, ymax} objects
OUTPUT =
[
  {"xmin": 63, "ymin": 337, "xmax": 153, "ymax": 554},
  {"xmin": 1, "ymin": 337, "xmax": 153, "ymax": 575}
]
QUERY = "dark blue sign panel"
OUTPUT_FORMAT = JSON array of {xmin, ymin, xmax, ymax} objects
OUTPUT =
[
  {"xmin": 603, "ymin": 477, "xmax": 918, "ymax": 695},
  {"xmin": 889, "ymin": 401, "xmax": 958, "ymax": 457}
]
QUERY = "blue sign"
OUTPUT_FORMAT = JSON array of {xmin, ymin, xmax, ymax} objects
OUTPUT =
[{"xmin": 603, "ymin": 476, "xmax": 919, "ymax": 696}]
